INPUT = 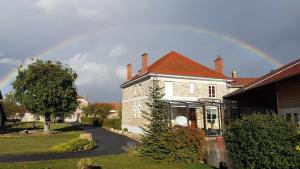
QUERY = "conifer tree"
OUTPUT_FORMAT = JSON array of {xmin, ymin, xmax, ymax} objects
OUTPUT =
[{"xmin": 138, "ymin": 77, "xmax": 171, "ymax": 160}]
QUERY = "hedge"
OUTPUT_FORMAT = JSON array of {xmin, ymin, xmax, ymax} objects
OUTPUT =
[
  {"xmin": 81, "ymin": 117, "xmax": 103, "ymax": 126},
  {"xmin": 103, "ymin": 118, "xmax": 121, "ymax": 130},
  {"xmin": 225, "ymin": 114, "xmax": 299, "ymax": 169}
]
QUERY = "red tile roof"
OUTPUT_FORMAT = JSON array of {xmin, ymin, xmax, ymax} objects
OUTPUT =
[
  {"xmin": 230, "ymin": 78, "xmax": 258, "ymax": 87},
  {"xmin": 131, "ymin": 51, "xmax": 228, "ymax": 81},
  {"xmin": 95, "ymin": 102, "xmax": 120, "ymax": 110},
  {"xmin": 244, "ymin": 58, "xmax": 300, "ymax": 90},
  {"xmin": 225, "ymin": 58, "xmax": 300, "ymax": 98}
]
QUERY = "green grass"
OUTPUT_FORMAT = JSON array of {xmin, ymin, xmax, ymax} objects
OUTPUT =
[
  {"xmin": 0, "ymin": 123, "xmax": 83, "ymax": 155},
  {"xmin": 0, "ymin": 154, "xmax": 214, "ymax": 169}
]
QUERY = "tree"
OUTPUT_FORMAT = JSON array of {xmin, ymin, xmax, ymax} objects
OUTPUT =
[
  {"xmin": 2, "ymin": 92, "xmax": 27, "ymax": 125},
  {"xmin": 138, "ymin": 77, "xmax": 171, "ymax": 160},
  {"xmin": 82, "ymin": 103, "xmax": 112, "ymax": 120},
  {"xmin": 0, "ymin": 91, "xmax": 5, "ymax": 131},
  {"xmin": 225, "ymin": 114, "xmax": 298, "ymax": 169},
  {"xmin": 12, "ymin": 60, "xmax": 78, "ymax": 134}
]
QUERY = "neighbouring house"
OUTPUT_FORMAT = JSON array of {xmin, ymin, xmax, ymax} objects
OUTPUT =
[
  {"xmin": 94, "ymin": 102, "xmax": 120, "ymax": 119},
  {"xmin": 120, "ymin": 51, "xmax": 255, "ymax": 134},
  {"xmin": 21, "ymin": 95, "xmax": 88, "ymax": 122},
  {"xmin": 224, "ymin": 58, "xmax": 300, "ymax": 125},
  {"xmin": 65, "ymin": 96, "xmax": 89, "ymax": 122}
]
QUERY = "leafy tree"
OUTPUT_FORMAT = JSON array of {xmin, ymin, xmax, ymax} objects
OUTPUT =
[
  {"xmin": 138, "ymin": 77, "xmax": 171, "ymax": 160},
  {"xmin": 2, "ymin": 92, "xmax": 27, "ymax": 125},
  {"xmin": 225, "ymin": 114, "xmax": 298, "ymax": 169},
  {"xmin": 12, "ymin": 60, "xmax": 78, "ymax": 133},
  {"xmin": 0, "ymin": 91, "xmax": 5, "ymax": 131},
  {"xmin": 82, "ymin": 103, "xmax": 112, "ymax": 120}
]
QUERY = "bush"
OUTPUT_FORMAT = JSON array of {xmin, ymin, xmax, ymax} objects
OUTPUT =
[
  {"xmin": 77, "ymin": 158, "xmax": 94, "ymax": 169},
  {"xmin": 138, "ymin": 127, "xmax": 206, "ymax": 163},
  {"xmin": 165, "ymin": 128, "xmax": 206, "ymax": 163},
  {"xmin": 51, "ymin": 138, "xmax": 97, "ymax": 152},
  {"xmin": 103, "ymin": 118, "xmax": 121, "ymax": 130},
  {"xmin": 81, "ymin": 117, "xmax": 103, "ymax": 127},
  {"xmin": 224, "ymin": 114, "xmax": 298, "ymax": 169}
]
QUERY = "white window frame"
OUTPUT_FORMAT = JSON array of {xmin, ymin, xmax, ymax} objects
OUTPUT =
[
  {"xmin": 164, "ymin": 81, "xmax": 174, "ymax": 98},
  {"xmin": 208, "ymin": 85, "xmax": 216, "ymax": 98},
  {"xmin": 189, "ymin": 83, "xmax": 195, "ymax": 94}
]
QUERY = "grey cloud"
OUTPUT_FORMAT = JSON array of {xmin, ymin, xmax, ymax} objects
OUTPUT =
[{"xmin": 0, "ymin": 0, "xmax": 299, "ymax": 101}]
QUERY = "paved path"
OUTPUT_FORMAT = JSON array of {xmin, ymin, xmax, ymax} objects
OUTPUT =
[{"xmin": 0, "ymin": 125, "xmax": 139, "ymax": 163}]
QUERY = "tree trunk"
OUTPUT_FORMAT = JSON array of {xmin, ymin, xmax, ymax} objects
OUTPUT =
[{"xmin": 43, "ymin": 115, "xmax": 51, "ymax": 134}]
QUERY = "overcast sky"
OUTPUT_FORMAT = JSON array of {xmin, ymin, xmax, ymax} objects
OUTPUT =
[{"xmin": 0, "ymin": 0, "xmax": 299, "ymax": 102}]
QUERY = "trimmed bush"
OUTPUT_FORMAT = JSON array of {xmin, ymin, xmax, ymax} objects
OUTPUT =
[
  {"xmin": 51, "ymin": 138, "xmax": 97, "ymax": 152},
  {"xmin": 165, "ymin": 128, "xmax": 206, "ymax": 163},
  {"xmin": 225, "ymin": 114, "xmax": 298, "ymax": 169},
  {"xmin": 81, "ymin": 117, "xmax": 103, "ymax": 127},
  {"xmin": 103, "ymin": 118, "xmax": 121, "ymax": 130},
  {"xmin": 77, "ymin": 158, "xmax": 94, "ymax": 169}
]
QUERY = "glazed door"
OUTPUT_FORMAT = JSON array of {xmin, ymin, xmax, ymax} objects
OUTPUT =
[{"xmin": 189, "ymin": 108, "xmax": 197, "ymax": 128}]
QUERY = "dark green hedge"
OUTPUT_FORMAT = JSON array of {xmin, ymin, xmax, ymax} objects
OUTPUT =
[
  {"xmin": 103, "ymin": 118, "xmax": 121, "ymax": 130},
  {"xmin": 225, "ymin": 114, "xmax": 298, "ymax": 169},
  {"xmin": 81, "ymin": 117, "xmax": 103, "ymax": 127}
]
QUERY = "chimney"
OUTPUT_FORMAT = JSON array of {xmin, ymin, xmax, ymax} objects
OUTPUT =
[
  {"xmin": 141, "ymin": 53, "xmax": 148, "ymax": 74},
  {"xmin": 215, "ymin": 55, "xmax": 224, "ymax": 74},
  {"xmin": 232, "ymin": 70, "xmax": 238, "ymax": 78},
  {"xmin": 127, "ymin": 63, "xmax": 132, "ymax": 80}
]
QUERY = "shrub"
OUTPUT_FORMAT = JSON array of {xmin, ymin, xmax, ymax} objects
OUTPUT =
[
  {"xmin": 165, "ymin": 128, "xmax": 206, "ymax": 163},
  {"xmin": 224, "ymin": 114, "xmax": 298, "ymax": 169},
  {"xmin": 51, "ymin": 138, "xmax": 97, "ymax": 152},
  {"xmin": 77, "ymin": 158, "xmax": 94, "ymax": 169},
  {"xmin": 81, "ymin": 117, "xmax": 103, "ymax": 127},
  {"xmin": 103, "ymin": 118, "xmax": 121, "ymax": 130}
]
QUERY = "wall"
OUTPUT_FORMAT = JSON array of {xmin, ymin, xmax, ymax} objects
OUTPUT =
[
  {"xmin": 277, "ymin": 77, "xmax": 300, "ymax": 123},
  {"xmin": 122, "ymin": 75, "xmax": 232, "ymax": 134}
]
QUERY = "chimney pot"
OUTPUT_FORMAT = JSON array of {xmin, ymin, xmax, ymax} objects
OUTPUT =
[
  {"xmin": 141, "ymin": 53, "xmax": 148, "ymax": 74},
  {"xmin": 232, "ymin": 70, "xmax": 238, "ymax": 78},
  {"xmin": 127, "ymin": 63, "xmax": 132, "ymax": 80},
  {"xmin": 215, "ymin": 55, "xmax": 224, "ymax": 74}
]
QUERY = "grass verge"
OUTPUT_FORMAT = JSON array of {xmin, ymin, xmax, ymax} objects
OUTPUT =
[{"xmin": 0, "ymin": 154, "xmax": 214, "ymax": 169}]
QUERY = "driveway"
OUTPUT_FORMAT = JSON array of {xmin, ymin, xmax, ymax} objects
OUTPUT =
[{"xmin": 0, "ymin": 125, "xmax": 139, "ymax": 163}]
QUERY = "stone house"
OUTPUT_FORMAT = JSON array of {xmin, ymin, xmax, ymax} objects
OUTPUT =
[
  {"xmin": 224, "ymin": 58, "xmax": 300, "ymax": 125},
  {"xmin": 121, "ymin": 51, "xmax": 255, "ymax": 134}
]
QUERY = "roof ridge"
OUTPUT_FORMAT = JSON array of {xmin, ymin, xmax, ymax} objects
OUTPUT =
[
  {"xmin": 148, "ymin": 51, "xmax": 228, "ymax": 78},
  {"xmin": 244, "ymin": 58, "xmax": 300, "ymax": 90}
]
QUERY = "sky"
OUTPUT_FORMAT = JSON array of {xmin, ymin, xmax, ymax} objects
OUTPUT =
[{"xmin": 0, "ymin": 0, "xmax": 299, "ymax": 102}]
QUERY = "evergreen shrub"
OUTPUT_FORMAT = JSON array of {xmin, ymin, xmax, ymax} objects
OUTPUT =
[{"xmin": 225, "ymin": 114, "xmax": 298, "ymax": 169}]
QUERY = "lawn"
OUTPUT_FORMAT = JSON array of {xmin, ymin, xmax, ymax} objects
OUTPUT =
[
  {"xmin": 0, "ymin": 123, "xmax": 83, "ymax": 155},
  {"xmin": 0, "ymin": 154, "xmax": 214, "ymax": 169}
]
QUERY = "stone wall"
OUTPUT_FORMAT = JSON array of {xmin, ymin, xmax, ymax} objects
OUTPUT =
[{"xmin": 122, "ymin": 75, "xmax": 231, "ymax": 133}]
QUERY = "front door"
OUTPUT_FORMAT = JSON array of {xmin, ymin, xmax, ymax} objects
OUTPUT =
[{"xmin": 189, "ymin": 108, "xmax": 197, "ymax": 128}]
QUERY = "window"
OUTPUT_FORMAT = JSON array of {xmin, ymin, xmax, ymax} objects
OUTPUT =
[
  {"xmin": 189, "ymin": 83, "xmax": 195, "ymax": 94},
  {"xmin": 165, "ymin": 82, "xmax": 173, "ymax": 98},
  {"xmin": 209, "ymin": 85, "xmax": 216, "ymax": 98},
  {"xmin": 294, "ymin": 113, "xmax": 299, "ymax": 124},
  {"xmin": 133, "ymin": 85, "xmax": 137, "ymax": 96},
  {"xmin": 206, "ymin": 107, "xmax": 217, "ymax": 123},
  {"xmin": 133, "ymin": 101, "xmax": 141, "ymax": 118},
  {"xmin": 286, "ymin": 113, "xmax": 291, "ymax": 121}
]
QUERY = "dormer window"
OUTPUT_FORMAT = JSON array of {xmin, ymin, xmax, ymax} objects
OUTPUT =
[{"xmin": 209, "ymin": 85, "xmax": 216, "ymax": 98}]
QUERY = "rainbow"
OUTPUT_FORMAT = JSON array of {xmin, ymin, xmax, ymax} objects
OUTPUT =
[
  {"xmin": 154, "ymin": 24, "xmax": 283, "ymax": 67},
  {"xmin": 0, "ymin": 34, "xmax": 85, "ymax": 90},
  {"xmin": 0, "ymin": 25, "xmax": 283, "ymax": 92}
]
